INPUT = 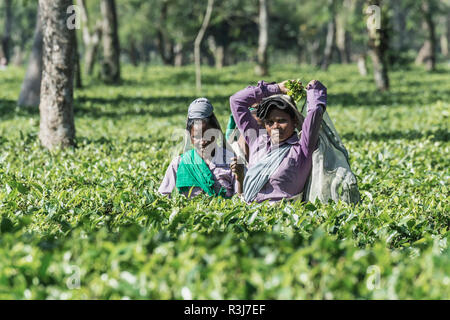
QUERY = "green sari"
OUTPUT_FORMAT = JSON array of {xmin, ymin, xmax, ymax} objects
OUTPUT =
[{"xmin": 176, "ymin": 149, "xmax": 226, "ymax": 197}]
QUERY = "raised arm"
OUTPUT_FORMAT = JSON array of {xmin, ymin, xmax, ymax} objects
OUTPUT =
[
  {"xmin": 300, "ymin": 80, "xmax": 327, "ymax": 158},
  {"xmin": 230, "ymin": 81, "xmax": 281, "ymax": 146}
]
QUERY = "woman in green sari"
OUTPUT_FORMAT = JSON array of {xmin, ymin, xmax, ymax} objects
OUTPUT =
[{"xmin": 159, "ymin": 98, "xmax": 244, "ymax": 198}]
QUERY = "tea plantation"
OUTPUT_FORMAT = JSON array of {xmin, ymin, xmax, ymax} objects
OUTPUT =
[{"xmin": 0, "ymin": 63, "xmax": 448, "ymax": 299}]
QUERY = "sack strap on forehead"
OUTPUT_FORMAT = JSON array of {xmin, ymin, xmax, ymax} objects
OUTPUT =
[{"xmin": 257, "ymin": 95, "xmax": 304, "ymax": 131}]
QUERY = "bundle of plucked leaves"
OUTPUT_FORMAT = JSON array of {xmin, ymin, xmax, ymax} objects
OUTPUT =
[{"xmin": 286, "ymin": 79, "xmax": 306, "ymax": 105}]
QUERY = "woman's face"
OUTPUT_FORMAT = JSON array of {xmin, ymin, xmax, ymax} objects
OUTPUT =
[
  {"xmin": 264, "ymin": 108, "xmax": 297, "ymax": 143},
  {"xmin": 190, "ymin": 120, "xmax": 217, "ymax": 156}
]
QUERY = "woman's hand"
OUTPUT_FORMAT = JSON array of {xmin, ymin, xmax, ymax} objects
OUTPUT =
[
  {"xmin": 279, "ymin": 79, "xmax": 324, "ymax": 93},
  {"xmin": 306, "ymin": 80, "xmax": 326, "ymax": 91},
  {"xmin": 277, "ymin": 80, "xmax": 297, "ymax": 94},
  {"xmin": 230, "ymin": 157, "xmax": 244, "ymax": 194},
  {"xmin": 230, "ymin": 157, "xmax": 244, "ymax": 179},
  {"xmin": 306, "ymin": 80, "xmax": 327, "ymax": 109}
]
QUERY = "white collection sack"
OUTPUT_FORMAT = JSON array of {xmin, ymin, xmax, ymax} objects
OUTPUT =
[{"xmin": 301, "ymin": 110, "xmax": 360, "ymax": 205}]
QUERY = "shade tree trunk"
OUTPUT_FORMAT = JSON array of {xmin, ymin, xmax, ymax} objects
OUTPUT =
[
  {"xmin": 367, "ymin": 0, "xmax": 389, "ymax": 91},
  {"xmin": 101, "ymin": 0, "xmax": 121, "ymax": 83},
  {"xmin": 357, "ymin": 54, "xmax": 368, "ymax": 77},
  {"xmin": 195, "ymin": 0, "xmax": 215, "ymax": 93},
  {"xmin": 38, "ymin": 0, "xmax": 76, "ymax": 150},
  {"xmin": 321, "ymin": 0, "xmax": 337, "ymax": 70},
  {"xmin": 207, "ymin": 36, "xmax": 225, "ymax": 69},
  {"xmin": 129, "ymin": 38, "xmax": 140, "ymax": 66},
  {"xmin": 336, "ymin": 0, "xmax": 352, "ymax": 64},
  {"xmin": 74, "ymin": 34, "xmax": 82, "ymax": 89},
  {"xmin": 255, "ymin": 0, "xmax": 269, "ymax": 76},
  {"xmin": 18, "ymin": 10, "xmax": 43, "ymax": 107},
  {"xmin": 307, "ymin": 39, "xmax": 320, "ymax": 66},
  {"xmin": 391, "ymin": 0, "xmax": 407, "ymax": 52},
  {"xmin": 173, "ymin": 42, "xmax": 184, "ymax": 67},
  {"xmin": 1, "ymin": 0, "xmax": 13, "ymax": 65},
  {"xmin": 156, "ymin": 0, "xmax": 174, "ymax": 65},
  {"xmin": 415, "ymin": 1, "xmax": 436, "ymax": 71},
  {"xmin": 77, "ymin": 0, "xmax": 102, "ymax": 75},
  {"xmin": 440, "ymin": 15, "xmax": 449, "ymax": 57}
]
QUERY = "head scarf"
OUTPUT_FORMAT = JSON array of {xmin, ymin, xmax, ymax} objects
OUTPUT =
[{"xmin": 188, "ymin": 98, "xmax": 214, "ymax": 119}]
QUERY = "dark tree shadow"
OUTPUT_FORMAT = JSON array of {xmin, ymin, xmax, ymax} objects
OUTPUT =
[
  {"xmin": 76, "ymin": 135, "xmax": 166, "ymax": 146},
  {"xmin": 0, "ymin": 100, "xmax": 39, "ymax": 120},
  {"xmin": 328, "ymin": 89, "xmax": 447, "ymax": 108},
  {"xmin": 74, "ymin": 94, "xmax": 233, "ymax": 119},
  {"xmin": 342, "ymin": 128, "xmax": 449, "ymax": 142}
]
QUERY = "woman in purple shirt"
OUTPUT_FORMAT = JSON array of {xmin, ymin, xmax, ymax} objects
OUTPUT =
[{"xmin": 230, "ymin": 79, "xmax": 327, "ymax": 203}]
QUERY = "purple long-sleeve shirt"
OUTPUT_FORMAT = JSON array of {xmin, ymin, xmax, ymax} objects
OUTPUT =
[{"xmin": 230, "ymin": 81, "xmax": 326, "ymax": 203}]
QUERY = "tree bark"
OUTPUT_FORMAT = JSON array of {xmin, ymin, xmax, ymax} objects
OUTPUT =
[
  {"xmin": 440, "ymin": 15, "xmax": 449, "ymax": 57},
  {"xmin": 357, "ymin": 54, "xmax": 368, "ymax": 76},
  {"xmin": 195, "ymin": 0, "xmax": 214, "ymax": 93},
  {"xmin": 367, "ymin": 0, "xmax": 389, "ymax": 91},
  {"xmin": 38, "ymin": 0, "xmax": 76, "ymax": 150},
  {"xmin": 101, "ymin": 0, "xmax": 121, "ymax": 83},
  {"xmin": 391, "ymin": 0, "xmax": 407, "ymax": 52},
  {"xmin": 156, "ymin": 0, "xmax": 174, "ymax": 65},
  {"xmin": 84, "ymin": 28, "xmax": 101, "ymax": 75},
  {"xmin": 74, "ymin": 34, "xmax": 82, "ymax": 89},
  {"xmin": 415, "ymin": 1, "xmax": 436, "ymax": 71},
  {"xmin": 207, "ymin": 36, "xmax": 225, "ymax": 69},
  {"xmin": 336, "ymin": 17, "xmax": 350, "ymax": 64},
  {"xmin": 18, "ymin": 10, "xmax": 43, "ymax": 107},
  {"xmin": 215, "ymin": 46, "xmax": 224, "ymax": 69},
  {"xmin": 1, "ymin": 0, "xmax": 12, "ymax": 65},
  {"xmin": 129, "ymin": 38, "xmax": 139, "ymax": 66},
  {"xmin": 321, "ymin": 0, "xmax": 337, "ymax": 70},
  {"xmin": 296, "ymin": 44, "xmax": 306, "ymax": 65},
  {"xmin": 78, "ymin": 0, "xmax": 102, "ymax": 75},
  {"xmin": 157, "ymin": 29, "xmax": 174, "ymax": 65},
  {"xmin": 11, "ymin": 46, "xmax": 24, "ymax": 66},
  {"xmin": 255, "ymin": 0, "xmax": 269, "ymax": 76},
  {"xmin": 336, "ymin": 0, "xmax": 351, "ymax": 64},
  {"xmin": 307, "ymin": 39, "xmax": 320, "ymax": 66},
  {"xmin": 296, "ymin": 32, "xmax": 306, "ymax": 64},
  {"xmin": 140, "ymin": 43, "xmax": 151, "ymax": 64},
  {"xmin": 173, "ymin": 42, "xmax": 184, "ymax": 67}
]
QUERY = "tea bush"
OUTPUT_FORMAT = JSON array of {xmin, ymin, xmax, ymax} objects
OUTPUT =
[{"xmin": 0, "ymin": 63, "xmax": 448, "ymax": 299}]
